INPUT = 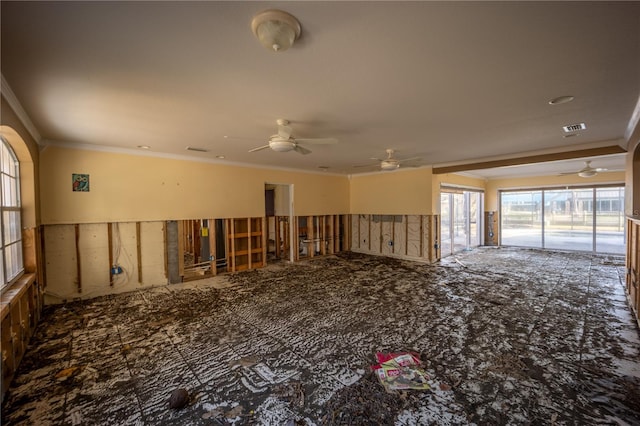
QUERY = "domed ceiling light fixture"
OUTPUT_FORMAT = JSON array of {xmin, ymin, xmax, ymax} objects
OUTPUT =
[{"xmin": 251, "ymin": 9, "xmax": 301, "ymax": 52}]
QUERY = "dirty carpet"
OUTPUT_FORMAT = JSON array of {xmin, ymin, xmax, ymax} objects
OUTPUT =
[{"xmin": 2, "ymin": 247, "xmax": 640, "ymax": 425}]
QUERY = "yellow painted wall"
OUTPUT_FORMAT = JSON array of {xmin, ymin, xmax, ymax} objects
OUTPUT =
[
  {"xmin": 39, "ymin": 146, "xmax": 350, "ymax": 224},
  {"xmin": 485, "ymin": 171, "xmax": 626, "ymax": 211},
  {"xmin": 349, "ymin": 167, "xmax": 433, "ymax": 214}
]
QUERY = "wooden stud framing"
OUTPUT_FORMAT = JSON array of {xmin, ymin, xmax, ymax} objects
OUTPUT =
[
  {"xmin": 308, "ymin": 216, "xmax": 314, "ymax": 258},
  {"xmin": 136, "ymin": 222, "xmax": 143, "ymax": 283},
  {"xmin": 262, "ymin": 217, "xmax": 267, "ymax": 267},
  {"xmin": 392, "ymin": 215, "xmax": 396, "ymax": 254},
  {"xmin": 379, "ymin": 216, "xmax": 383, "ymax": 253},
  {"xmin": 275, "ymin": 216, "xmax": 281, "ymax": 259},
  {"xmin": 405, "ymin": 215, "xmax": 409, "ymax": 256},
  {"xmin": 229, "ymin": 219, "xmax": 236, "ymax": 272},
  {"xmin": 177, "ymin": 221, "xmax": 185, "ymax": 278},
  {"xmin": 248, "ymin": 218, "xmax": 253, "ymax": 270},
  {"xmin": 368, "ymin": 215, "xmax": 372, "ymax": 251},
  {"xmin": 163, "ymin": 222, "xmax": 169, "ymax": 279},
  {"xmin": 419, "ymin": 215, "xmax": 424, "ymax": 258},
  {"xmin": 209, "ymin": 219, "xmax": 217, "ymax": 276},
  {"xmin": 75, "ymin": 224, "xmax": 82, "ymax": 293},
  {"xmin": 107, "ymin": 223, "xmax": 114, "ymax": 286}
]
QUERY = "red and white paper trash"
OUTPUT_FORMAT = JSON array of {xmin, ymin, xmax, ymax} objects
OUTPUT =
[{"xmin": 371, "ymin": 351, "xmax": 431, "ymax": 392}]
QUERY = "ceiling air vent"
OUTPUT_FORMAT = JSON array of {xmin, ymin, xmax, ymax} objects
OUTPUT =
[
  {"xmin": 185, "ymin": 146, "xmax": 209, "ymax": 153},
  {"xmin": 562, "ymin": 122, "xmax": 586, "ymax": 133}
]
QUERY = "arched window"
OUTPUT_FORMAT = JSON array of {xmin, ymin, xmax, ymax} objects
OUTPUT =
[{"xmin": 0, "ymin": 138, "xmax": 23, "ymax": 291}]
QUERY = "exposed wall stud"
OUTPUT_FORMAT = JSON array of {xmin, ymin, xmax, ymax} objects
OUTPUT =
[
  {"xmin": 136, "ymin": 222, "xmax": 143, "ymax": 283},
  {"xmin": 107, "ymin": 223, "xmax": 114, "ymax": 286},
  {"xmin": 75, "ymin": 224, "xmax": 82, "ymax": 293}
]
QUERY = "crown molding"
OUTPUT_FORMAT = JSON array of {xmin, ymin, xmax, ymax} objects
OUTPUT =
[
  {"xmin": 432, "ymin": 140, "xmax": 626, "ymax": 175},
  {"xmin": 1, "ymin": 74, "xmax": 42, "ymax": 144}
]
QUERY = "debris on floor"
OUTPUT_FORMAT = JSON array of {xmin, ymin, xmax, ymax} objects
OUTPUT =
[
  {"xmin": 2, "ymin": 248, "xmax": 640, "ymax": 425},
  {"xmin": 168, "ymin": 388, "xmax": 190, "ymax": 409},
  {"xmin": 372, "ymin": 352, "xmax": 430, "ymax": 392}
]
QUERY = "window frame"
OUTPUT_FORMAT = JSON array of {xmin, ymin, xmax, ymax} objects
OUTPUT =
[{"xmin": 0, "ymin": 138, "xmax": 24, "ymax": 293}]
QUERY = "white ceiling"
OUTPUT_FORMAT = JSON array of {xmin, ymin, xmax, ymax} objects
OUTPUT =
[{"xmin": 1, "ymin": 1, "xmax": 639, "ymax": 176}]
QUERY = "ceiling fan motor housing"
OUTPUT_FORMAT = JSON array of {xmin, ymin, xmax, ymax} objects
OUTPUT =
[{"xmin": 269, "ymin": 137, "xmax": 296, "ymax": 152}]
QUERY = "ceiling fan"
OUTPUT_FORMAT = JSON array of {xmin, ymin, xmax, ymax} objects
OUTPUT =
[
  {"xmin": 248, "ymin": 119, "xmax": 338, "ymax": 155},
  {"xmin": 355, "ymin": 149, "xmax": 421, "ymax": 171},
  {"xmin": 560, "ymin": 160, "xmax": 607, "ymax": 178}
]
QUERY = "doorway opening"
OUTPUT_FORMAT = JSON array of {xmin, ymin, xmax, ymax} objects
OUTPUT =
[{"xmin": 265, "ymin": 183, "xmax": 294, "ymax": 263}]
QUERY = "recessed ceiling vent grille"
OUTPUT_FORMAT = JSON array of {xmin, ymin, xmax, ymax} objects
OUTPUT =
[
  {"xmin": 562, "ymin": 122, "xmax": 586, "ymax": 133},
  {"xmin": 185, "ymin": 146, "xmax": 210, "ymax": 153}
]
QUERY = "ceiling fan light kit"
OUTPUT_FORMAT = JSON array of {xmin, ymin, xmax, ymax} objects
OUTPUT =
[
  {"xmin": 578, "ymin": 170, "xmax": 597, "ymax": 178},
  {"xmin": 381, "ymin": 160, "xmax": 400, "ymax": 171},
  {"xmin": 251, "ymin": 9, "xmax": 301, "ymax": 52},
  {"xmin": 269, "ymin": 138, "xmax": 296, "ymax": 152}
]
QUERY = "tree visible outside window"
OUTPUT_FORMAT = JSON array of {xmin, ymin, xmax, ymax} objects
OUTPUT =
[{"xmin": 0, "ymin": 138, "xmax": 23, "ymax": 292}]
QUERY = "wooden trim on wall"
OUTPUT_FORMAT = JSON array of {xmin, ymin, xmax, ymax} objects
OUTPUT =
[{"xmin": 432, "ymin": 145, "xmax": 626, "ymax": 175}]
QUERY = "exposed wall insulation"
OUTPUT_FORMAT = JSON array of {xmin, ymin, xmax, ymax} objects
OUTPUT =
[
  {"xmin": 43, "ymin": 225, "xmax": 79, "ymax": 303},
  {"xmin": 43, "ymin": 222, "xmax": 167, "ymax": 304},
  {"xmin": 351, "ymin": 214, "xmax": 438, "ymax": 262},
  {"xmin": 406, "ymin": 215, "xmax": 423, "ymax": 257}
]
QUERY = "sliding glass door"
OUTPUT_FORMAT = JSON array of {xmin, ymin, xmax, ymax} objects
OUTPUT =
[
  {"xmin": 441, "ymin": 190, "xmax": 483, "ymax": 257},
  {"xmin": 500, "ymin": 185, "xmax": 624, "ymax": 254}
]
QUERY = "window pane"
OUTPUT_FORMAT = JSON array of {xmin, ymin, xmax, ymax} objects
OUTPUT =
[
  {"xmin": 2, "ymin": 175, "xmax": 19, "ymax": 207},
  {"xmin": 5, "ymin": 242, "xmax": 23, "ymax": 282},
  {"xmin": 1, "ymin": 143, "xmax": 10, "ymax": 174},
  {"xmin": 440, "ymin": 193, "xmax": 451, "ymax": 256},
  {"xmin": 544, "ymin": 189, "xmax": 593, "ymax": 252},
  {"xmin": 0, "ymin": 248, "xmax": 4, "ymax": 291},
  {"xmin": 595, "ymin": 187, "xmax": 625, "ymax": 254},
  {"xmin": 3, "ymin": 210, "xmax": 20, "ymax": 244},
  {"xmin": 501, "ymin": 190, "xmax": 542, "ymax": 247},
  {"xmin": 453, "ymin": 193, "xmax": 468, "ymax": 252}
]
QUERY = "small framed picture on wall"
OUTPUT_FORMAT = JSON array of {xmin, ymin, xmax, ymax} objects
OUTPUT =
[{"xmin": 72, "ymin": 173, "xmax": 90, "ymax": 192}]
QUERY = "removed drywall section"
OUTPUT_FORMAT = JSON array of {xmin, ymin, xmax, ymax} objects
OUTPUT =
[
  {"xmin": 406, "ymin": 215, "xmax": 423, "ymax": 258},
  {"xmin": 43, "ymin": 225, "xmax": 78, "ymax": 303},
  {"xmin": 78, "ymin": 223, "xmax": 110, "ymax": 293},
  {"xmin": 352, "ymin": 214, "xmax": 438, "ymax": 262},
  {"xmin": 43, "ymin": 222, "xmax": 167, "ymax": 304}
]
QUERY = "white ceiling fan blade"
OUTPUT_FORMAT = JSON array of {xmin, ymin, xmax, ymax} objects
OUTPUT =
[
  {"xmin": 296, "ymin": 138, "xmax": 338, "ymax": 145},
  {"xmin": 293, "ymin": 145, "xmax": 312, "ymax": 155},
  {"xmin": 248, "ymin": 144, "xmax": 271, "ymax": 153},
  {"xmin": 397, "ymin": 156, "xmax": 422, "ymax": 163},
  {"xmin": 594, "ymin": 167, "xmax": 608, "ymax": 172},
  {"xmin": 353, "ymin": 162, "xmax": 379, "ymax": 168},
  {"xmin": 278, "ymin": 125, "xmax": 293, "ymax": 139}
]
